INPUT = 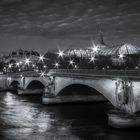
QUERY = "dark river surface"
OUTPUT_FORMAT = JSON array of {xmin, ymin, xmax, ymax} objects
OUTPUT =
[{"xmin": 0, "ymin": 92, "xmax": 140, "ymax": 140}]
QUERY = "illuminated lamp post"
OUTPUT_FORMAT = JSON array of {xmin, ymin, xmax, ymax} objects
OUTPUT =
[
  {"xmin": 24, "ymin": 58, "xmax": 31, "ymax": 71},
  {"xmin": 39, "ymin": 54, "xmax": 45, "ymax": 62},
  {"xmin": 54, "ymin": 62, "xmax": 59, "ymax": 69},
  {"xmin": 57, "ymin": 49, "xmax": 64, "ymax": 58}
]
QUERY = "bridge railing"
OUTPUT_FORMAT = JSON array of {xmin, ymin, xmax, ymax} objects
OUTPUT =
[
  {"xmin": 7, "ymin": 71, "xmax": 41, "ymax": 78},
  {"xmin": 48, "ymin": 69, "xmax": 140, "ymax": 78}
]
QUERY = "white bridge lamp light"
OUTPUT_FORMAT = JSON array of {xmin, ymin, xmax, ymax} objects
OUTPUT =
[
  {"xmin": 40, "ymin": 71, "xmax": 45, "ymax": 77},
  {"xmin": 54, "ymin": 62, "xmax": 59, "ymax": 68},
  {"xmin": 39, "ymin": 54, "xmax": 45, "ymax": 62},
  {"xmin": 89, "ymin": 57, "xmax": 95, "ymax": 63},
  {"xmin": 119, "ymin": 54, "xmax": 124, "ymax": 59},
  {"xmin": 25, "ymin": 58, "xmax": 31, "ymax": 65},
  {"xmin": 8, "ymin": 64, "xmax": 12, "ymax": 69}
]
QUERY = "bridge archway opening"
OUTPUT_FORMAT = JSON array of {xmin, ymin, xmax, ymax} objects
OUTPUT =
[
  {"xmin": 57, "ymin": 84, "xmax": 107, "ymax": 101},
  {"xmin": 26, "ymin": 80, "xmax": 45, "ymax": 89},
  {"xmin": 10, "ymin": 81, "xmax": 20, "ymax": 88}
]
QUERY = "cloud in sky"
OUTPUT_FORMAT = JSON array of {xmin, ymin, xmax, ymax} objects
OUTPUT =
[{"xmin": 0, "ymin": 0, "xmax": 140, "ymax": 52}]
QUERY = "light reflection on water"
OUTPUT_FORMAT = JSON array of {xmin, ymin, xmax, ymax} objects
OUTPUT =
[{"xmin": 0, "ymin": 92, "xmax": 140, "ymax": 140}]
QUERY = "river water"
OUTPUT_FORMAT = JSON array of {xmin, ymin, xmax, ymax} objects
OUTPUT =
[{"xmin": 0, "ymin": 92, "xmax": 140, "ymax": 140}]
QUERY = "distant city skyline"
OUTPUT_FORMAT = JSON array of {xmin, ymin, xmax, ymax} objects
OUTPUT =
[{"xmin": 0, "ymin": 0, "xmax": 140, "ymax": 53}]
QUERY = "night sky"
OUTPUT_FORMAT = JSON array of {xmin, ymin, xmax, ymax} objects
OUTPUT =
[{"xmin": 0, "ymin": 0, "xmax": 140, "ymax": 53}]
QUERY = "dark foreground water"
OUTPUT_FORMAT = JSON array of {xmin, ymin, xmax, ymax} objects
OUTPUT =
[{"xmin": 0, "ymin": 92, "xmax": 140, "ymax": 140}]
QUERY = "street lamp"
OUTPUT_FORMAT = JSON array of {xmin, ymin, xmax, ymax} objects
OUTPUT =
[
  {"xmin": 119, "ymin": 54, "xmax": 124, "ymax": 58},
  {"xmin": 43, "ymin": 65, "xmax": 47, "ymax": 68},
  {"xmin": 57, "ymin": 50, "xmax": 64, "ymax": 58},
  {"xmin": 40, "ymin": 71, "xmax": 45, "ymax": 77},
  {"xmin": 89, "ymin": 57, "xmax": 95, "ymax": 63},
  {"xmin": 8, "ymin": 64, "xmax": 12, "ymax": 68},
  {"xmin": 25, "ymin": 58, "xmax": 30, "ymax": 65},
  {"xmin": 74, "ymin": 65, "xmax": 78, "ymax": 69},
  {"xmin": 16, "ymin": 62, "xmax": 20, "ymax": 67},
  {"xmin": 54, "ymin": 62, "xmax": 59, "ymax": 68},
  {"xmin": 39, "ymin": 54, "xmax": 44, "ymax": 62},
  {"xmin": 69, "ymin": 60, "xmax": 74, "ymax": 65},
  {"xmin": 90, "ymin": 41, "xmax": 99, "ymax": 53}
]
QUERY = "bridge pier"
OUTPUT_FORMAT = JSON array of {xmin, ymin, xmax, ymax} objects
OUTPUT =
[
  {"xmin": 107, "ymin": 79, "xmax": 140, "ymax": 128},
  {"xmin": 18, "ymin": 88, "xmax": 44, "ymax": 95},
  {"xmin": 42, "ymin": 94, "xmax": 107, "ymax": 105}
]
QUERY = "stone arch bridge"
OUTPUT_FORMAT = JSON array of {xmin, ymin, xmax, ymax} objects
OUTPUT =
[
  {"xmin": 7, "ymin": 71, "xmax": 49, "ymax": 95},
  {"xmin": 6, "ymin": 69, "xmax": 140, "ymax": 113},
  {"xmin": 43, "ymin": 69, "xmax": 140, "ymax": 114}
]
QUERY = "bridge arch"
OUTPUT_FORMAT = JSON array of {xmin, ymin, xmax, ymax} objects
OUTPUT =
[
  {"xmin": 10, "ymin": 80, "xmax": 20, "ymax": 88},
  {"xmin": 57, "ymin": 84, "xmax": 106, "ymax": 97},
  {"xmin": 54, "ymin": 77, "xmax": 117, "ymax": 106},
  {"xmin": 26, "ymin": 80, "xmax": 45, "ymax": 89}
]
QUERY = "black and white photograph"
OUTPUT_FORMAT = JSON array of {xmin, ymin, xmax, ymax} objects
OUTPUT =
[{"xmin": 0, "ymin": 0, "xmax": 140, "ymax": 139}]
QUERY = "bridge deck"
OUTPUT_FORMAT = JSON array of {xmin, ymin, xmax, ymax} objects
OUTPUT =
[{"xmin": 48, "ymin": 69, "xmax": 140, "ymax": 79}]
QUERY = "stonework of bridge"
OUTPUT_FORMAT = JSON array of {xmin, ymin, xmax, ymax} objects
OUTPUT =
[
  {"xmin": 5, "ymin": 69, "xmax": 140, "ymax": 128},
  {"xmin": 42, "ymin": 69, "xmax": 140, "ymax": 114},
  {"xmin": 6, "ymin": 72, "xmax": 49, "ymax": 95},
  {"xmin": 6, "ymin": 69, "xmax": 140, "ymax": 114}
]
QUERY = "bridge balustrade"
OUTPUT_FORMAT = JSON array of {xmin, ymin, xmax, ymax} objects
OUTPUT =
[
  {"xmin": 48, "ymin": 69, "xmax": 140, "ymax": 78},
  {"xmin": 7, "ymin": 71, "xmax": 41, "ymax": 78}
]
